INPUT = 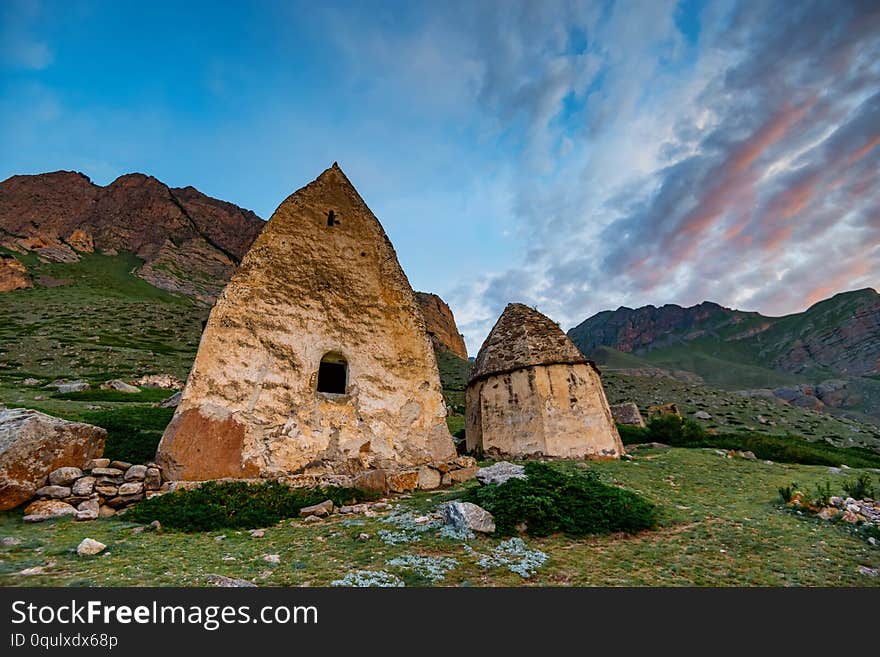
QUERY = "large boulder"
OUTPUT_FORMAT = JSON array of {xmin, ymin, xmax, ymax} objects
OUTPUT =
[
  {"xmin": 100, "ymin": 379, "xmax": 141, "ymax": 393},
  {"xmin": 609, "ymin": 402, "xmax": 646, "ymax": 428},
  {"xmin": 0, "ymin": 408, "xmax": 106, "ymax": 510},
  {"xmin": 445, "ymin": 501, "xmax": 496, "ymax": 534}
]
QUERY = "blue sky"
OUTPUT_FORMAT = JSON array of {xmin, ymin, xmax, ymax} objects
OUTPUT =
[{"xmin": 2, "ymin": 0, "xmax": 878, "ymax": 354}]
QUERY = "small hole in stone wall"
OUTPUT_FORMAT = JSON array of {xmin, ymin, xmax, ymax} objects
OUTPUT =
[
  {"xmin": 327, "ymin": 210, "xmax": 338, "ymax": 227},
  {"xmin": 317, "ymin": 352, "xmax": 347, "ymax": 394}
]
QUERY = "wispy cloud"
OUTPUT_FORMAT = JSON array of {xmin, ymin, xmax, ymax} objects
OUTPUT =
[{"xmin": 0, "ymin": 0, "xmax": 53, "ymax": 70}]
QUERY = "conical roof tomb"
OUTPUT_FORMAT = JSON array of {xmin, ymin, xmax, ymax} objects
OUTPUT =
[
  {"xmin": 466, "ymin": 303, "xmax": 624, "ymax": 459},
  {"xmin": 156, "ymin": 164, "xmax": 456, "ymax": 482}
]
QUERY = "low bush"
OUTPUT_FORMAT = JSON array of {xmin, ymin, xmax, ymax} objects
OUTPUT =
[
  {"xmin": 615, "ymin": 424, "xmax": 649, "ymax": 445},
  {"xmin": 463, "ymin": 462, "xmax": 656, "ymax": 538},
  {"xmin": 126, "ymin": 480, "xmax": 380, "ymax": 531},
  {"xmin": 624, "ymin": 415, "xmax": 880, "ymax": 469},
  {"xmin": 842, "ymin": 473, "xmax": 877, "ymax": 500},
  {"xmin": 79, "ymin": 406, "xmax": 175, "ymax": 464}
]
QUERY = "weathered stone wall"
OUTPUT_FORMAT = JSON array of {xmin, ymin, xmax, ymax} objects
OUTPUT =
[
  {"xmin": 156, "ymin": 164, "xmax": 456, "ymax": 481},
  {"xmin": 466, "ymin": 362, "xmax": 624, "ymax": 459}
]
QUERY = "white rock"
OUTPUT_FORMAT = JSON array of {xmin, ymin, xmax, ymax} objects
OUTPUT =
[
  {"xmin": 49, "ymin": 466, "xmax": 83, "ymax": 486},
  {"xmin": 476, "ymin": 461, "xmax": 527, "ymax": 486},
  {"xmin": 76, "ymin": 538, "xmax": 106, "ymax": 556}
]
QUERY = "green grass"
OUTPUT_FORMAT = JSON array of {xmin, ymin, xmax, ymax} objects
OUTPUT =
[
  {"xmin": 1, "ymin": 449, "xmax": 877, "ymax": 586},
  {"xmin": 52, "ymin": 388, "xmax": 171, "ymax": 403},
  {"xmin": 621, "ymin": 417, "xmax": 880, "ymax": 469}
]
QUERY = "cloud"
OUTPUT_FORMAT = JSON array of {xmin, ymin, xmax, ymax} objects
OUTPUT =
[
  {"xmin": 0, "ymin": 0, "xmax": 53, "ymax": 70},
  {"xmin": 440, "ymin": 0, "xmax": 880, "ymax": 352}
]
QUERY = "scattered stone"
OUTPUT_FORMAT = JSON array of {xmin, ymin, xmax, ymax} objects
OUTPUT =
[
  {"xmin": 22, "ymin": 378, "xmax": 40, "ymax": 386},
  {"xmin": 100, "ymin": 379, "xmax": 140, "ymax": 393},
  {"xmin": 48, "ymin": 466, "xmax": 83, "ymax": 486},
  {"xmin": 124, "ymin": 465, "xmax": 147, "ymax": 481},
  {"xmin": 249, "ymin": 529, "xmax": 265, "ymax": 538},
  {"xmin": 371, "ymin": 502, "xmax": 392, "ymax": 511},
  {"xmin": 857, "ymin": 566, "xmax": 878, "ymax": 577},
  {"xmin": 817, "ymin": 507, "xmax": 838, "ymax": 521},
  {"xmin": 134, "ymin": 374, "xmax": 183, "ymax": 389},
  {"xmin": 91, "ymin": 467, "xmax": 123, "ymax": 477},
  {"xmin": 353, "ymin": 470, "xmax": 387, "ymax": 493},
  {"xmin": 445, "ymin": 501, "xmax": 495, "ymax": 534},
  {"xmin": 1, "ymin": 536, "xmax": 22, "ymax": 547},
  {"xmin": 35, "ymin": 485, "xmax": 72, "ymax": 499},
  {"xmin": 339, "ymin": 504, "xmax": 370, "ymax": 514},
  {"xmin": 0, "ymin": 408, "xmax": 105, "ymax": 510},
  {"xmin": 75, "ymin": 499, "xmax": 99, "ymax": 521},
  {"xmin": 476, "ymin": 461, "xmax": 526, "ymax": 486},
  {"xmin": 386, "ymin": 469, "xmax": 419, "ymax": 493},
  {"xmin": 299, "ymin": 499, "xmax": 333, "ymax": 518},
  {"xmin": 19, "ymin": 566, "xmax": 46, "ymax": 576},
  {"xmin": 149, "ymin": 520, "xmax": 161, "ymax": 531},
  {"xmin": 117, "ymin": 482, "xmax": 144, "ymax": 496},
  {"xmin": 159, "ymin": 391, "xmax": 182, "ymax": 408},
  {"xmin": 609, "ymin": 402, "xmax": 645, "ymax": 427},
  {"xmin": 58, "ymin": 381, "xmax": 89, "ymax": 394},
  {"xmin": 828, "ymin": 467, "xmax": 842, "ymax": 475},
  {"xmin": 144, "ymin": 467, "xmax": 162, "ymax": 490},
  {"xmin": 357, "ymin": 533, "xmax": 370, "ymax": 541},
  {"xmin": 694, "ymin": 410, "xmax": 712, "ymax": 420},
  {"xmin": 105, "ymin": 494, "xmax": 143, "ymax": 509},
  {"xmin": 76, "ymin": 538, "xmax": 106, "ymax": 556},
  {"xmin": 262, "ymin": 553, "xmax": 280, "ymax": 565},
  {"xmin": 85, "ymin": 458, "xmax": 110, "ymax": 470},
  {"xmin": 205, "ymin": 574, "xmax": 256, "ymax": 587},
  {"xmin": 302, "ymin": 515, "xmax": 323, "ymax": 524},
  {"xmin": 417, "ymin": 465, "xmax": 441, "ymax": 490},
  {"xmin": 71, "ymin": 476, "xmax": 96, "ymax": 496},
  {"xmin": 25, "ymin": 499, "xmax": 77, "ymax": 518},
  {"xmin": 441, "ymin": 467, "xmax": 478, "ymax": 486}
]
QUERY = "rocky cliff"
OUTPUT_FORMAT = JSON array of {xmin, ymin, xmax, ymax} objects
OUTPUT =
[
  {"xmin": 0, "ymin": 171, "xmax": 265, "ymax": 302},
  {"xmin": 415, "ymin": 292, "xmax": 468, "ymax": 359}
]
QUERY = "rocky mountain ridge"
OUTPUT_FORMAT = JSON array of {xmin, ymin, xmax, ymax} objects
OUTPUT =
[{"xmin": 0, "ymin": 171, "xmax": 265, "ymax": 301}]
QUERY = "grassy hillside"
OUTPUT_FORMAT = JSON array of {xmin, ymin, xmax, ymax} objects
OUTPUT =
[
  {"xmin": 0, "ymin": 250, "xmax": 207, "ymax": 384},
  {"xmin": 600, "ymin": 370, "xmax": 880, "ymax": 449}
]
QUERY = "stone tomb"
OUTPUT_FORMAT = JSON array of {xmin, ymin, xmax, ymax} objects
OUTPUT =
[
  {"xmin": 156, "ymin": 164, "xmax": 456, "ymax": 481},
  {"xmin": 465, "ymin": 303, "xmax": 624, "ymax": 460}
]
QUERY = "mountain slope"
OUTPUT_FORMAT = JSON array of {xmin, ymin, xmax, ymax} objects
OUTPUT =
[
  {"xmin": 0, "ymin": 171, "xmax": 265, "ymax": 301},
  {"xmin": 568, "ymin": 289, "xmax": 880, "ymax": 421}
]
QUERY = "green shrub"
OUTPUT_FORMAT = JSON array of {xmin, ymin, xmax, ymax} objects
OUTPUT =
[
  {"xmin": 778, "ymin": 482, "xmax": 799, "ymax": 504},
  {"xmin": 126, "ymin": 480, "xmax": 380, "ymax": 531},
  {"xmin": 842, "ymin": 473, "xmax": 876, "ymax": 500},
  {"xmin": 79, "ymin": 406, "xmax": 175, "ymax": 464},
  {"xmin": 813, "ymin": 480, "xmax": 834, "ymax": 507},
  {"xmin": 615, "ymin": 424, "xmax": 649, "ymax": 445},
  {"xmin": 463, "ymin": 462, "xmax": 656, "ymax": 538}
]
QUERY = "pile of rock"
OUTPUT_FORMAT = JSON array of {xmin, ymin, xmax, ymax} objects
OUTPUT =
[
  {"xmin": 23, "ymin": 459, "xmax": 165, "ymax": 522},
  {"xmin": 133, "ymin": 374, "xmax": 182, "ymax": 389},
  {"xmin": 277, "ymin": 456, "xmax": 479, "ymax": 493},
  {"xmin": 816, "ymin": 496, "xmax": 880, "ymax": 529}
]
